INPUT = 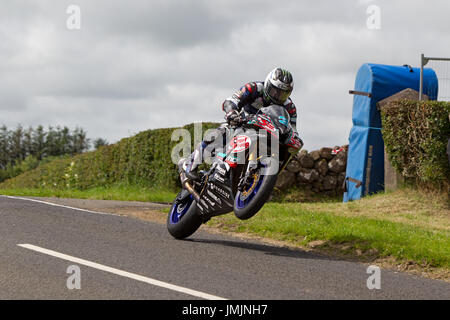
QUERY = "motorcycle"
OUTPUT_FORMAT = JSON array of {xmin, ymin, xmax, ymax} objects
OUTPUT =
[{"xmin": 167, "ymin": 104, "xmax": 303, "ymax": 239}]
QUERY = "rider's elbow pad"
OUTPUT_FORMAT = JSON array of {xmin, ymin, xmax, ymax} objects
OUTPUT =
[{"xmin": 222, "ymin": 100, "xmax": 239, "ymax": 113}]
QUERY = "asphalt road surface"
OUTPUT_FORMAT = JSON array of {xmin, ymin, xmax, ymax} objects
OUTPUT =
[{"xmin": 0, "ymin": 195, "xmax": 449, "ymax": 300}]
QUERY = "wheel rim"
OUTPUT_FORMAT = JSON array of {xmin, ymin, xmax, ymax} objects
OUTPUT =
[
  {"xmin": 235, "ymin": 171, "xmax": 265, "ymax": 209},
  {"xmin": 169, "ymin": 195, "xmax": 194, "ymax": 224}
]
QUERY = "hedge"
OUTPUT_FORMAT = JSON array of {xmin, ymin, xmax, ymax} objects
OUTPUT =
[
  {"xmin": 380, "ymin": 100, "xmax": 450, "ymax": 188},
  {"xmin": 0, "ymin": 122, "xmax": 220, "ymax": 191}
]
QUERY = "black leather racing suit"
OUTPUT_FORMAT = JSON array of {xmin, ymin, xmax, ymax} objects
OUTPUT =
[
  {"xmin": 184, "ymin": 81, "xmax": 299, "ymax": 174},
  {"xmin": 222, "ymin": 81, "xmax": 298, "ymax": 130}
]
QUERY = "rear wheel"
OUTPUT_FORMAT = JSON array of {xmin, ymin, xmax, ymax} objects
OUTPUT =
[
  {"xmin": 167, "ymin": 191, "xmax": 202, "ymax": 239},
  {"xmin": 233, "ymin": 163, "xmax": 278, "ymax": 220}
]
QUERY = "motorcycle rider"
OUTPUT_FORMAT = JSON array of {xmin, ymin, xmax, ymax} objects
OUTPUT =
[{"xmin": 180, "ymin": 67, "xmax": 302, "ymax": 181}]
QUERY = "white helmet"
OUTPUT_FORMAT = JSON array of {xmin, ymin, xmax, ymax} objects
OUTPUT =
[{"xmin": 263, "ymin": 68, "xmax": 294, "ymax": 104}]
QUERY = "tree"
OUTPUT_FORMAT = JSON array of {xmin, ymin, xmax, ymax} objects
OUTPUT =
[
  {"xmin": 23, "ymin": 126, "xmax": 34, "ymax": 158},
  {"xmin": 0, "ymin": 124, "xmax": 102, "ymax": 182},
  {"xmin": 0, "ymin": 125, "xmax": 10, "ymax": 169},
  {"xmin": 33, "ymin": 125, "xmax": 46, "ymax": 160},
  {"xmin": 0, "ymin": 124, "xmax": 100, "ymax": 162},
  {"xmin": 71, "ymin": 127, "xmax": 90, "ymax": 154},
  {"xmin": 10, "ymin": 125, "xmax": 24, "ymax": 164},
  {"xmin": 93, "ymin": 138, "xmax": 109, "ymax": 150},
  {"xmin": 45, "ymin": 126, "xmax": 58, "ymax": 157}
]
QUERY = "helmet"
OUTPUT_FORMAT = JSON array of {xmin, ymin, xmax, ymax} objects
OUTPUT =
[{"xmin": 263, "ymin": 68, "xmax": 294, "ymax": 105}]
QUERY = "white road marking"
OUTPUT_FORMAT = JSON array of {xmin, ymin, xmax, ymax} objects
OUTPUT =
[
  {"xmin": 18, "ymin": 244, "xmax": 227, "ymax": 300},
  {"xmin": 1, "ymin": 195, "xmax": 120, "ymax": 217}
]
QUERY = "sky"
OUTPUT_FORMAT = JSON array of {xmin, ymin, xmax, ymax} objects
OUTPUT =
[{"xmin": 1, "ymin": 0, "xmax": 449, "ymax": 150}]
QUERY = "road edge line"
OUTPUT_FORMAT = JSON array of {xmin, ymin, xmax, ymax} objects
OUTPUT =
[{"xmin": 1, "ymin": 195, "xmax": 121, "ymax": 217}]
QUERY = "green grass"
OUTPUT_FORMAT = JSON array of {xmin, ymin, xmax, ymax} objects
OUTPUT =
[
  {"xmin": 207, "ymin": 189, "xmax": 450, "ymax": 270},
  {"xmin": 0, "ymin": 185, "xmax": 177, "ymax": 203}
]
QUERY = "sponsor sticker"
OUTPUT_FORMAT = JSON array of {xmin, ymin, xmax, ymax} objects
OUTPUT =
[
  {"xmin": 229, "ymin": 135, "xmax": 251, "ymax": 153},
  {"xmin": 216, "ymin": 165, "xmax": 226, "ymax": 176},
  {"xmin": 203, "ymin": 195, "xmax": 216, "ymax": 207},
  {"xmin": 209, "ymin": 183, "xmax": 230, "ymax": 199},
  {"xmin": 213, "ymin": 173, "xmax": 225, "ymax": 183},
  {"xmin": 206, "ymin": 190, "xmax": 222, "ymax": 205}
]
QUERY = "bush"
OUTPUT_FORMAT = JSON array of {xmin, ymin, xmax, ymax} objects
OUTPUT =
[
  {"xmin": 0, "ymin": 155, "xmax": 62, "ymax": 183},
  {"xmin": 381, "ymin": 100, "xmax": 450, "ymax": 188},
  {"xmin": 0, "ymin": 122, "xmax": 220, "ymax": 192}
]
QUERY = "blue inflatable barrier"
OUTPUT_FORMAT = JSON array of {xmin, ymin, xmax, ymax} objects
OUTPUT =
[
  {"xmin": 343, "ymin": 126, "xmax": 385, "ymax": 201},
  {"xmin": 343, "ymin": 63, "xmax": 438, "ymax": 202}
]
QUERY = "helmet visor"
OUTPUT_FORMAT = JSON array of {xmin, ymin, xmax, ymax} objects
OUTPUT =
[{"xmin": 266, "ymin": 82, "xmax": 292, "ymax": 104}]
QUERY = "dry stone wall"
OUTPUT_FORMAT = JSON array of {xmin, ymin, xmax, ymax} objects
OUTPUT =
[{"xmin": 275, "ymin": 145, "xmax": 348, "ymax": 196}]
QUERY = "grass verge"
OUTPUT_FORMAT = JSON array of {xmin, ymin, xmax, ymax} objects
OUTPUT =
[
  {"xmin": 206, "ymin": 188, "xmax": 449, "ymax": 280},
  {"xmin": 0, "ymin": 185, "xmax": 177, "ymax": 203}
]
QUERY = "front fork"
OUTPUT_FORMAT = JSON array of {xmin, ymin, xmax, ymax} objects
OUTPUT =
[
  {"xmin": 243, "ymin": 143, "xmax": 292, "ymax": 179},
  {"xmin": 179, "ymin": 171, "xmax": 201, "ymax": 202},
  {"xmin": 279, "ymin": 153, "xmax": 293, "ymax": 173}
]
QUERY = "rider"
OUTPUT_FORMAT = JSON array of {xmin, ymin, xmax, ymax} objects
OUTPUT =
[{"xmin": 180, "ymin": 67, "xmax": 302, "ymax": 181}]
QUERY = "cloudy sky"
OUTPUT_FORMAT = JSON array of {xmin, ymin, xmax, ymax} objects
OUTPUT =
[{"xmin": 1, "ymin": 0, "xmax": 449, "ymax": 150}]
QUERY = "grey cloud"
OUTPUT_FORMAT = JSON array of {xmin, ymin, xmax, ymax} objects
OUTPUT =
[
  {"xmin": 0, "ymin": 0, "xmax": 450, "ymax": 150},
  {"xmin": 71, "ymin": 0, "xmax": 234, "ymax": 48}
]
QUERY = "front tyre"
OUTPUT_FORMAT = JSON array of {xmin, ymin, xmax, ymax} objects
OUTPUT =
[
  {"xmin": 167, "ymin": 191, "xmax": 202, "ymax": 239},
  {"xmin": 233, "ymin": 167, "xmax": 278, "ymax": 220}
]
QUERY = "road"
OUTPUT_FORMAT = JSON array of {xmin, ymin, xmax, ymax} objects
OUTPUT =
[{"xmin": 0, "ymin": 195, "xmax": 448, "ymax": 300}]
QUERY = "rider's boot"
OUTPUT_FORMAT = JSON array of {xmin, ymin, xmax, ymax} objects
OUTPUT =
[{"xmin": 178, "ymin": 143, "xmax": 205, "ymax": 182}]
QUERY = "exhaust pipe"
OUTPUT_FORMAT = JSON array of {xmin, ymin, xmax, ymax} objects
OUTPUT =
[{"xmin": 179, "ymin": 172, "xmax": 201, "ymax": 202}]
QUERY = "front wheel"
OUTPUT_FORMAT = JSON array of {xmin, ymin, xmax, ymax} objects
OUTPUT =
[
  {"xmin": 233, "ymin": 165, "xmax": 278, "ymax": 220},
  {"xmin": 167, "ymin": 191, "xmax": 202, "ymax": 239}
]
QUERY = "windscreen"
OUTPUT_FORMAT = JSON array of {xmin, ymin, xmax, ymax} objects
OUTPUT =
[{"xmin": 258, "ymin": 105, "xmax": 292, "ymax": 137}]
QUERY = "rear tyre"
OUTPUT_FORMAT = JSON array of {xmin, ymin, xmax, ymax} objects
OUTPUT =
[
  {"xmin": 167, "ymin": 191, "xmax": 202, "ymax": 239},
  {"xmin": 233, "ymin": 166, "xmax": 278, "ymax": 220}
]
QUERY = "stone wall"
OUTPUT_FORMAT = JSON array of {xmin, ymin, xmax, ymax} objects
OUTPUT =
[{"xmin": 275, "ymin": 145, "xmax": 348, "ymax": 196}]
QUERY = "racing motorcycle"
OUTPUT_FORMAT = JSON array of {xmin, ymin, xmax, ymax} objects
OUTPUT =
[{"xmin": 167, "ymin": 105, "xmax": 303, "ymax": 239}]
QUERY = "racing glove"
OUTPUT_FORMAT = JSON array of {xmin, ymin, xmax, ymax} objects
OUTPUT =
[
  {"xmin": 225, "ymin": 110, "xmax": 241, "ymax": 125},
  {"xmin": 285, "ymin": 131, "xmax": 304, "ymax": 154}
]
